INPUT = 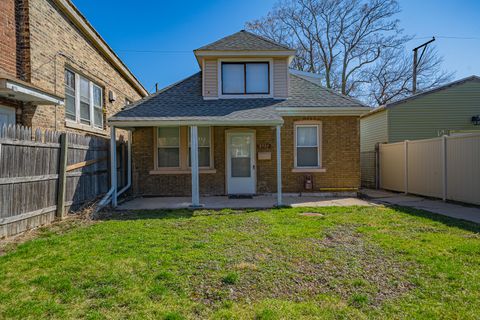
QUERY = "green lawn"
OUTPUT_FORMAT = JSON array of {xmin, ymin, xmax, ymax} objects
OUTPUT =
[{"xmin": 0, "ymin": 206, "xmax": 479, "ymax": 319}]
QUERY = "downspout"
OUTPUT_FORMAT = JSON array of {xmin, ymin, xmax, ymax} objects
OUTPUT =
[{"xmin": 96, "ymin": 128, "xmax": 132, "ymax": 211}]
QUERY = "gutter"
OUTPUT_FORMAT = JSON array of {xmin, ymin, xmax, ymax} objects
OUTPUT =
[
  {"xmin": 360, "ymin": 105, "xmax": 387, "ymax": 118},
  {"xmin": 276, "ymin": 107, "xmax": 372, "ymax": 116},
  {"xmin": 107, "ymin": 118, "xmax": 284, "ymax": 127},
  {"xmin": 96, "ymin": 130, "xmax": 132, "ymax": 212}
]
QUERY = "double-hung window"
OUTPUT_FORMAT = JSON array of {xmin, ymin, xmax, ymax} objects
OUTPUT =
[
  {"xmin": 64, "ymin": 69, "xmax": 103, "ymax": 128},
  {"xmin": 157, "ymin": 127, "xmax": 180, "ymax": 168},
  {"xmin": 188, "ymin": 127, "xmax": 211, "ymax": 167},
  {"xmin": 155, "ymin": 126, "xmax": 213, "ymax": 171},
  {"xmin": 221, "ymin": 62, "xmax": 269, "ymax": 95},
  {"xmin": 65, "ymin": 69, "xmax": 76, "ymax": 121},
  {"xmin": 295, "ymin": 124, "xmax": 321, "ymax": 168}
]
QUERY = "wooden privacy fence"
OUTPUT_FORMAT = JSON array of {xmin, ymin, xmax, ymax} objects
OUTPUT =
[
  {"xmin": 0, "ymin": 125, "xmax": 125, "ymax": 238},
  {"xmin": 379, "ymin": 133, "xmax": 480, "ymax": 205}
]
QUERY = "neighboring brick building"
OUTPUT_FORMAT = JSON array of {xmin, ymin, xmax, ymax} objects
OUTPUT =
[
  {"xmin": 0, "ymin": 0, "xmax": 147, "ymax": 135},
  {"xmin": 109, "ymin": 31, "xmax": 369, "ymax": 204}
]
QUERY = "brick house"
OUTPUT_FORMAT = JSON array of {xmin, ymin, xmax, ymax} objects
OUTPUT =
[
  {"xmin": 108, "ymin": 31, "xmax": 370, "ymax": 206},
  {"xmin": 0, "ymin": 0, "xmax": 147, "ymax": 135}
]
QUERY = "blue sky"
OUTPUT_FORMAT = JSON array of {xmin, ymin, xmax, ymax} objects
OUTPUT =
[{"xmin": 73, "ymin": 0, "xmax": 480, "ymax": 93}]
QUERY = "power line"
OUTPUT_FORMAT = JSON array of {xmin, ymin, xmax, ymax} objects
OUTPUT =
[
  {"xmin": 117, "ymin": 50, "xmax": 191, "ymax": 54},
  {"xmin": 411, "ymin": 35, "xmax": 480, "ymax": 41},
  {"xmin": 115, "ymin": 35, "xmax": 480, "ymax": 54}
]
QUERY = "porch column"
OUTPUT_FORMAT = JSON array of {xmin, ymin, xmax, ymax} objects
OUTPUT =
[
  {"xmin": 276, "ymin": 125, "xmax": 283, "ymax": 206},
  {"xmin": 110, "ymin": 126, "xmax": 117, "ymax": 207},
  {"xmin": 190, "ymin": 125, "xmax": 200, "ymax": 207}
]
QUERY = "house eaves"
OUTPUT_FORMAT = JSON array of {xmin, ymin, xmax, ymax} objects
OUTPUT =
[
  {"xmin": 53, "ymin": 0, "xmax": 148, "ymax": 97},
  {"xmin": 0, "ymin": 73, "xmax": 64, "ymax": 105}
]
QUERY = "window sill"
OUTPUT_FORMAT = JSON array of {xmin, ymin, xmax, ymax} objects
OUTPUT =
[
  {"xmin": 219, "ymin": 94, "xmax": 273, "ymax": 99},
  {"xmin": 65, "ymin": 121, "xmax": 106, "ymax": 135},
  {"xmin": 149, "ymin": 169, "xmax": 217, "ymax": 175},
  {"xmin": 291, "ymin": 168, "xmax": 327, "ymax": 173}
]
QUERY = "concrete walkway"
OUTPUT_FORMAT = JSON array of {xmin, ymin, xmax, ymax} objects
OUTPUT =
[
  {"xmin": 361, "ymin": 189, "xmax": 480, "ymax": 224},
  {"xmin": 117, "ymin": 195, "xmax": 373, "ymax": 210}
]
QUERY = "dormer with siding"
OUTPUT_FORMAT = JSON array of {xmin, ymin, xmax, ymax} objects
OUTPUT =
[{"xmin": 193, "ymin": 30, "xmax": 295, "ymax": 100}]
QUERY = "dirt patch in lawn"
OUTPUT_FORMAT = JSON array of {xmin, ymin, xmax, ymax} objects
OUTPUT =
[
  {"xmin": 299, "ymin": 212, "xmax": 324, "ymax": 217},
  {"xmin": 306, "ymin": 225, "xmax": 415, "ymax": 305},
  {"xmin": 191, "ymin": 224, "xmax": 414, "ymax": 307}
]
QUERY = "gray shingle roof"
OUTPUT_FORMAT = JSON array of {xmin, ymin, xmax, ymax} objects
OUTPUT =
[
  {"xmin": 109, "ymin": 71, "xmax": 366, "ymax": 123},
  {"xmin": 195, "ymin": 30, "xmax": 293, "ymax": 51}
]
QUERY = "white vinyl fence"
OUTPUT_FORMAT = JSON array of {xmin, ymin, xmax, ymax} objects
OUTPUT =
[{"xmin": 379, "ymin": 133, "xmax": 480, "ymax": 205}]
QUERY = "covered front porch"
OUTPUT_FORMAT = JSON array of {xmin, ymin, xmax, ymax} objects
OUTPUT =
[{"xmin": 109, "ymin": 118, "xmax": 285, "ymax": 208}]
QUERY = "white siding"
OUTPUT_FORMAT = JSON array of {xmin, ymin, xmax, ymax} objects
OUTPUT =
[
  {"xmin": 273, "ymin": 58, "xmax": 288, "ymax": 98},
  {"xmin": 203, "ymin": 59, "xmax": 218, "ymax": 98}
]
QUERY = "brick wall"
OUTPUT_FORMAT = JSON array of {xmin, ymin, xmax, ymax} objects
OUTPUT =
[
  {"xmin": 0, "ymin": 0, "xmax": 31, "ymax": 80},
  {"xmin": 281, "ymin": 116, "xmax": 360, "ymax": 192},
  {"xmin": 131, "ymin": 126, "xmax": 275, "ymax": 196},
  {"xmin": 131, "ymin": 116, "xmax": 360, "ymax": 196},
  {"xmin": 19, "ymin": 0, "xmax": 143, "ymax": 134},
  {"xmin": 0, "ymin": 0, "xmax": 17, "ymax": 76}
]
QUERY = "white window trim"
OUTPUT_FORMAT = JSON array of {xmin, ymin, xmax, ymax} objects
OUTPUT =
[
  {"xmin": 64, "ymin": 70, "xmax": 76, "ymax": 121},
  {"xmin": 92, "ymin": 83, "xmax": 103, "ymax": 128},
  {"xmin": 65, "ymin": 68, "xmax": 104, "ymax": 130},
  {"xmin": 153, "ymin": 126, "xmax": 215, "ymax": 173},
  {"xmin": 217, "ymin": 58, "xmax": 274, "ymax": 99},
  {"xmin": 293, "ymin": 121, "xmax": 323, "ymax": 169},
  {"xmin": 156, "ymin": 126, "xmax": 181, "ymax": 169}
]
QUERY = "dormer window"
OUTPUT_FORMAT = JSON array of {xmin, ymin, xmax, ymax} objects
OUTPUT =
[{"xmin": 221, "ymin": 62, "xmax": 269, "ymax": 95}]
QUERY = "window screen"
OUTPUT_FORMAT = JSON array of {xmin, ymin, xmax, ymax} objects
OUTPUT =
[
  {"xmin": 222, "ymin": 64, "xmax": 245, "ymax": 94},
  {"xmin": 158, "ymin": 127, "xmax": 180, "ymax": 167},
  {"xmin": 222, "ymin": 62, "xmax": 269, "ymax": 94},
  {"xmin": 188, "ymin": 127, "xmax": 211, "ymax": 167},
  {"xmin": 64, "ymin": 70, "xmax": 76, "ymax": 120},
  {"xmin": 246, "ymin": 63, "xmax": 269, "ymax": 93},
  {"xmin": 296, "ymin": 125, "xmax": 319, "ymax": 167}
]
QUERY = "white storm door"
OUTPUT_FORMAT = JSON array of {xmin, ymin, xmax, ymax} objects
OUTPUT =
[
  {"xmin": 226, "ymin": 131, "xmax": 256, "ymax": 194},
  {"xmin": 0, "ymin": 105, "xmax": 15, "ymax": 127}
]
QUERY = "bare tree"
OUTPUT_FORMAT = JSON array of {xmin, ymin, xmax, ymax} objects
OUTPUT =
[
  {"xmin": 366, "ymin": 46, "xmax": 452, "ymax": 105},
  {"xmin": 246, "ymin": 0, "xmax": 452, "ymax": 105}
]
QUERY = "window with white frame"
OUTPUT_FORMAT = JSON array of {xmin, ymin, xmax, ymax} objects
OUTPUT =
[
  {"xmin": 65, "ymin": 69, "xmax": 76, "ymax": 121},
  {"xmin": 157, "ymin": 127, "xmax": 180, "ymax": 168},
  {"xmin": 64, "ymin": 69, "xmax": 103, "ymax": 128},
  {"xmin": 221, "ymin": 62, "xmax": 269, "ymax": 95},
  {"xmin": 295, "ymin": 124, "xmax": 321, "ymax": 168},
  {"xmin": 188, "ymin": 126, "xmax": 212, "ymax": 167}
]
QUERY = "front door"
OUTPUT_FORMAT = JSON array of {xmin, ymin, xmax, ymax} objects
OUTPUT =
[{"xmin": 226, "ymin": 131, "xmax": 256, "ymax": 195}]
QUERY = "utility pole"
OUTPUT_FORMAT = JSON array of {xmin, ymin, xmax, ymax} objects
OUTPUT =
[{"xmin": 412, "ymin": 37, "xmax": 435, "ymax": 94}]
